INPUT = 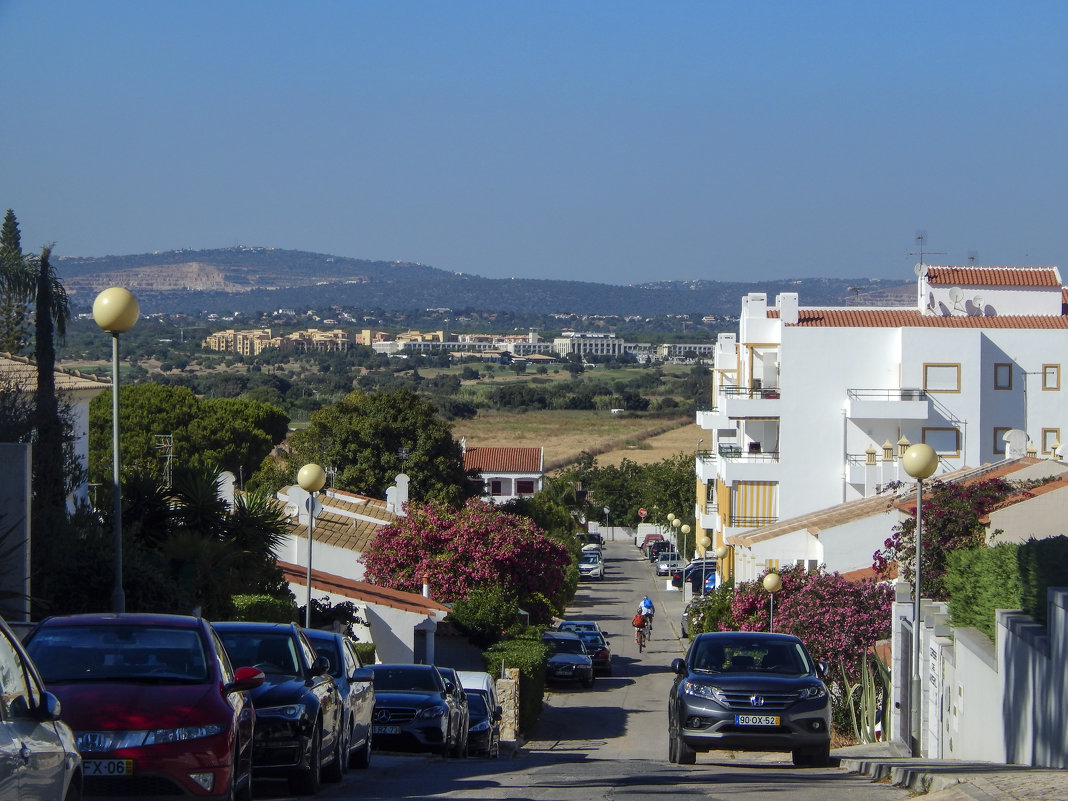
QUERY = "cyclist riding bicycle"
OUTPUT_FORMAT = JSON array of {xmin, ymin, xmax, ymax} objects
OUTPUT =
[{"xmin": 634, "ymin": 596, "xmax": 655, "ymax": 643}]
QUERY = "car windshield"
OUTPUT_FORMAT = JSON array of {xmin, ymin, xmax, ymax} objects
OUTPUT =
[
  {"xmin": 580, "ymin": 555, "xmax": 600, "ymax": 565},
  {"xmin": 546, "ymin": 637, "xmax": 585, "ymax": 655},
  {"xmin": 218, "ymin": 631, "xmax": 300, "ymax": 676},
  {"xmin": 577, "ymin": 632, "xmax": 605, "ymax": 648},
  {"xmin": 689, "ymin": 639, "xmax": 811, "ymax": 675},
  {"xmin": 27, "ymin": 625, "xmax": 209, "ymax": 683},
  {"xmin": 370, "ymin": 666, "xmax": 442, "ymax": 692},
  {"xmin": 559, "ymin": 622, "xmax": 596, "ymax": 632}
]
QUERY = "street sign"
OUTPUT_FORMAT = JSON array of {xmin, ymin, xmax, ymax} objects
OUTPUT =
[{"xmin": 638, "ymin": 508, "xmax": 647, "ymax": 518}]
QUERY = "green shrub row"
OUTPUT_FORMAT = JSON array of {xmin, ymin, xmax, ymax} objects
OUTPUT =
[
  {"xmin": 947, "ymin": 535, "xmax": 1068, "ymax": 639},
  {"xmin": 231, "ymin": 594, "xmax": 296, "ymax": 623},
  {"xmin": 483, "ymin": 636, "xmax": 550, "ymax": 736},
  {"xmin": 354, "ymin": 642, "xmax": 376, "ymax": 666}
]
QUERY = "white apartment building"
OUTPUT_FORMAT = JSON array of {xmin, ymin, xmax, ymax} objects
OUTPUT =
[
  {"xmin": 552, "ymin": 332, "xmax": 653, "ymax": 360},
  {"xmin": 695, "ymin": 265, "xmax": 1068, "ymax": 581}
]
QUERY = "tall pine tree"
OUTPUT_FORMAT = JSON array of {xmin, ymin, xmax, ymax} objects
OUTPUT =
[{"xmin": 0, "ymin": 210, "xmax": 31, "ymax": 354}]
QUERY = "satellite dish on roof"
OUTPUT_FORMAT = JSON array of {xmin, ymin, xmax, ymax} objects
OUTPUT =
[
  {"xmin": 948, "ymin": 287, "xmax": 964, "ymax": 302},
  {"xmin": 914, "ymin": 263, "xmax": 928, "ymax": 277}
]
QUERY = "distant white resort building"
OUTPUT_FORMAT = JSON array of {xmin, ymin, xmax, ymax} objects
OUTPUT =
[{"xmin": 693, "ymin": 264, "xmax": 1068, "ymax": 582}]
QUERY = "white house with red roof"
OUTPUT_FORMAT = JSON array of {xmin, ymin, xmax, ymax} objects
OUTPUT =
[
  {"xmin": 461, "ymin": 442, "xmax": 544, "ymax": 504},
  {"xmin": 694, "ymin": 264, "xmax": 1068, "ymax": 578}
]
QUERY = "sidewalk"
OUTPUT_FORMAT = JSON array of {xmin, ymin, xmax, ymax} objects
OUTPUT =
[{"xmin": 835, "ymin": 738, "xmax": 1068, "ymax": 799}]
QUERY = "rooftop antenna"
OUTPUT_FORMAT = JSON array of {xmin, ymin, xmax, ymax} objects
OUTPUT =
[
  {"xmin": 154, "ymin": 434, "xmax": 174, "ymax": 487},
  {"xmin": 906, "ymin": 229, "xmax": 947, "ymax": 266}
]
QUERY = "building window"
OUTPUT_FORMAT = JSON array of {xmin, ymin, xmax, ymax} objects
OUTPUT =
[
  {"xmin": 515, "ymin": 479, "xmax": 535, "ymax": 495},
  {"xmin": 490, "ymin": 480, "xmax": 503, "ymax": 496},
  {"xmin": 1042, "ymin": 365, "xmax": 1060, "ymax": 391},
  {"xmin": 1042, "ymin": 428, "xmax": 1061, "ymax": 455},
  {"xmin": 992, "ymin": 427, "xmax": 1011, "ymax": 455},
  {"xmin": 923, "ymin": 363, "xmax": 961, "ymax": 393},
  {"xmin": 922, "ymin": 427, "xmax": 961, "ymax": 458},
  {"xmin": 994, "ymin": 363, "xmax": 1013, "ymax": 390}
]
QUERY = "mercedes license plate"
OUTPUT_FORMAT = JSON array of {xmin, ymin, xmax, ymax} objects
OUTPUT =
[
  {"xmin": 736, "ymin": 714, "xmax": 779, "ymax": 726},
  {"xmin": 85, "ymin": 759, "xmax": 134, "ymax": 776},
  {"xmin": 372, "ymin": 725, "xmax": 400, "ymax": 735}
]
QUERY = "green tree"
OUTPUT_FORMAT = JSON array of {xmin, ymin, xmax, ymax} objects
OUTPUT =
[
  {"xmin": 0, "ymin": 210, "xmax": 30, "ymax": 355},
  {"xmin": 278, "ymin": 388, "xmax": 478, "ymax": 505},
  {"xmin": 89, "ymin": 384, "xmax": 289, "ymax": 486},
  {"xmin": 30, "ymin": 245, "xmax": 74, "ymax": 541}
]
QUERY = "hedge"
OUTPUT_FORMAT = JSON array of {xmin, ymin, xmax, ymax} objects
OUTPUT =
[
  {"xmin": 483, "ymin": 636, "xmax": 549, "ymax": 735},
  {"xmin": 946, "ymin": 535, "xmax": 1068, "ymax": 639},
  {"xmin": 231, "ymin": 594, "xmax": 297, "ymax": 623}
]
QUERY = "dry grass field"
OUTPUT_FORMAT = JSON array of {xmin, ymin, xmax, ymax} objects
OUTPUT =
[{"xmin": 452, "ymin": 411, "xmax": 704, "ymax": 472}]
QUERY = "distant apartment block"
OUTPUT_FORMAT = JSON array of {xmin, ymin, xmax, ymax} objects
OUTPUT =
[{"xmin": 203, "ymin": 327, "xmax": 354, "ymax": 355}]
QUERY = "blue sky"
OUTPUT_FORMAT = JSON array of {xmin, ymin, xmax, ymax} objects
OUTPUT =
[{"xmin": 2, "ymin": 1, "xmax": 1066, "ymax": 285}]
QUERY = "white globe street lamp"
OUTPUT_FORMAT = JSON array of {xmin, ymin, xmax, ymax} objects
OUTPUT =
[
  {"xmin": 93, "ymin": 288, "xmax": 139, "ymax": 614},
  {"xmin": 902, "ymin": 442, "xmax": 938, "ymax": 757},
  {"xmin": 298, "ymin": 463, "xmax": 327, "ymax": 628},
  {"xmin": 762, "ymin": 571, "xmax": 783, "ymax": 632}
]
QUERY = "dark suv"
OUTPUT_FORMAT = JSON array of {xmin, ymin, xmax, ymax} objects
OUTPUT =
[{"xmin": 668, "ymin": 631, "xmax": 831, "ymax": 767}]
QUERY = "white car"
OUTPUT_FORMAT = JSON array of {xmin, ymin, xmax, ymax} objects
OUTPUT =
[
  {"xmin": 656, "ymin": 551, "xmax": 684, "ymax": 576},
  {"xmin": 578, "ymin": 552, "xmax": 605, "ymax": 580}
]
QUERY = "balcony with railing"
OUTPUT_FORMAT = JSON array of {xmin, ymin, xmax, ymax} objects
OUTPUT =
[
  {"xmin": 696, "ymin": 403, "xmax": 728, "ymax": 430},
  {"xmin": 718, "ymin": 443, "xmax": 781, "ymax": 483},
  {"xmin": 721, "ymin": 384, "xmax": 782, "ymax": 418},
  {"xmin": 696, "ymin": 449, "xmax": 718, "ymax": 482},
  {"xmin": 846, "ymin": 388, "xmax": 929, "ymax": 421}
]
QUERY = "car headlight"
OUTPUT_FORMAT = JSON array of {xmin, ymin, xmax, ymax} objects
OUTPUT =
[
  {"xmin": 682, "ymin": 680, "xmax": 728, "ymax": 704},
  {"xmin": 77, "ymin": 731, "xmax": 149, "ymax": 752},
  {"xmin": 257, "ymin": 705, "xmax": 307, "ymax": 721},
  {"xmin": 796, "ymin": 683, "xmax": 828, "ymax": 700},
  {"xmin": 469, "ymin": 719, "xmax": 490, "ymax": 733},
  {"xmin": 415, "ymin": 705, "xmax": 448, "ymax": 720},
  {"xmin": 144, "ymin": 724, "xmax": 226, "ymax": 745}
]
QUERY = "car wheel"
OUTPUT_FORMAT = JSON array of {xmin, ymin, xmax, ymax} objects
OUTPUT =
[
  {"xmin": 350, "ymin": 731, "xmax": 372, "ymax": 770},
  {"xmin": 288, "ymin": 723, "xmax": 322, "ymax": 795},
  {"xmin": 452, "ymin": 727, "xmax": 468, "ymax": 758},
  {"xmin": 323, "ymin": 722, "xmax": 345, "ymax": 783},
  {"xmin": 63, "ymin": 780, "xmax": 82, "ymax": 801},
  {"xmin": 490, "ymin": 733, "xmax": 500, "ymax": 759},
  {"xmin": 676, "ymin": 729, "xmax": 696, "ymax": 765}
]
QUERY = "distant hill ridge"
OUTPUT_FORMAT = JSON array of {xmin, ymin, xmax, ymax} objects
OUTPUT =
[{"xmin": 57, "ymin": 247, "xmax": 912, "ymax": 316}]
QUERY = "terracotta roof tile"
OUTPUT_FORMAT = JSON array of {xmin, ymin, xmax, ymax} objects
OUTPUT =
[
  {"xmin": 768, "ymin": 309, "xmax": 1068, "ymax": 328},
  {"xmin": 925, "ymin": 266, "xmax": 1060, "ymax": 287},
  {"xmin": 0, "ymin": 353, "xmax": 111, "ymax": 392},
  {"xmin": 463, "ymin": 446, "xmax": 543, "ymax": 473},
  {"xmin": 278, "ymin": 561, "xmax": 450, "ymax": 616}
]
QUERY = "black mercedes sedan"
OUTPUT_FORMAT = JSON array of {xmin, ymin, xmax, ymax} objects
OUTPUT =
[
  {"xmin": 667, "ymin": 631, "xmax": 831, "ymax": 767},
  {"xmin": 215, "ymin": 621, "xmax": 344, "ymax": 794},
  {"xmin": 368, "ymin": 664, "xmax": 462, "ymax": 757}
]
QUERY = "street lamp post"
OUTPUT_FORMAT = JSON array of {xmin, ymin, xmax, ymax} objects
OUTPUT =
[
  {"xmin": 762, "ymin": 571, "xmax": 782, "ymax": 632},
  {"xmin": 297, "ymin": 463, "xmax": 327, "ymax": 629},
  {"xmin": 93, "ymin": 288, "xmax": 139, "ymax": 614},
  {"xmin": 604, "ymin": 506, "xmax": 610, "ymax": 541},
  {"xmin": 902, "ymin": 443, "xmax": 938, "ymax": 757}
]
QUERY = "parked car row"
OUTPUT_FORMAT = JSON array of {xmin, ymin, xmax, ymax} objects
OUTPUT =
[{"xmin": 6, "ymin": 611, "xmax": 504, "ymax": 800}]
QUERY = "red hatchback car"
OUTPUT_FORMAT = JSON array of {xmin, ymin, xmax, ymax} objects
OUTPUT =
[{"xmin": 24, "ymin": 613, "xmax": 264, "ymax": 800}]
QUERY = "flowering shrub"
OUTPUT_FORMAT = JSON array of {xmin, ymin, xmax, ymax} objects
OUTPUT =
[
  {"xmin": 728, "ymin": 565, "xmax": 893, "ymax": 682},
  {"xmin": 362, "ymin": 498, "xmax": 573, "ymax": 624},
  {"xmin": 872, "ymin": 478, "xmax": 1014, "ymax": 600}
]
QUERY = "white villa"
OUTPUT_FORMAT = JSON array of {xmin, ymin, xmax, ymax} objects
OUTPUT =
[{"xmin": 693, "ymin": 265, "xmax": 1068, "ymax": 583}]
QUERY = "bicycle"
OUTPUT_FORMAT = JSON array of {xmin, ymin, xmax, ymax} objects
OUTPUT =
[{"xmin": 635, "ymin": 622, "xmax": 647, "ymax": 653}]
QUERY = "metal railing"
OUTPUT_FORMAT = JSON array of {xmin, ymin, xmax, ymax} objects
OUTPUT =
[
  {"xmin": 846, "ymin": 388, "xmax": 927, "ymax": 401},
  {"xmin": 722, "ymin": 385, "xmax": 782, "ymax": 400},
  {"xmin": 729, "ymin": 515, "xmax": 778, "ymax": 527}
]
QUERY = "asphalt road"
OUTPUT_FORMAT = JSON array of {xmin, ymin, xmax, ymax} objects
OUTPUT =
[{"xmin": 253, "ymin": 537, "xmax": 914, "ymax": 800}]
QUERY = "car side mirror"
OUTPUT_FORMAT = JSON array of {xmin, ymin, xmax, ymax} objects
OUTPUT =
[
  {"xmin": 816, "ymin": 660, "xmax": 828, "ymax": 677},
  {"xmin": 492, "ymin": 706, "xmax": 503, "ymax": 721},
  {"xmin": 37, "ymin": 691, "xmax": 62, "ymax": 722},
  {"xmin": 443, "ymin": 679, "xmax": 455, "ymax": 694},
  {"xmin": 671, "ymin": 657, "xmax": 687, "ymax": 675},
  {"xmin": 351, "ymin": 667, "xmax": 373, "ymax": 683},
  {"xmin": 227, "ymin": 665, "xmax": 266, "ymax": 693},
  {"xmin": 311, "ymin": 655, "xmax": 331, "ymax": 675}
]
